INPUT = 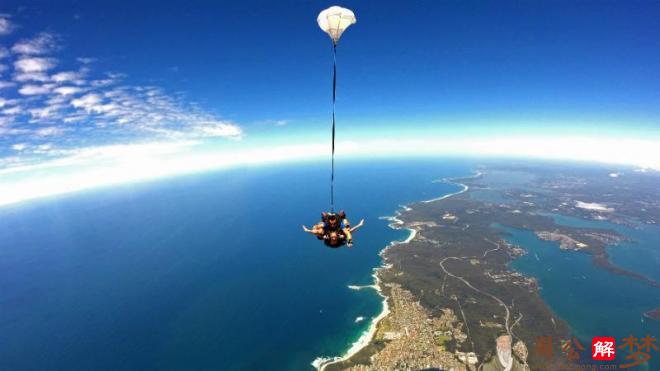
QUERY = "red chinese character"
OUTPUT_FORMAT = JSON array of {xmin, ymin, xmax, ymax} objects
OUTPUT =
[
  {"xmin": 618, "ymin": 334, "xmax": 658, "ymax": 369},
  {"xmin": 563, "ymin": 337, "xmax": 585, "ymax": 362},
  {"xmin": 639, "ymin": 335, "xmax": 659, "ymax": 353},
  {"xmin": 592, "ymin": 336, "xmax": 616, "ymax": 361},
  {"xmin": 535, "ymin": 336, "xmax": 554, "ymax": 361},
  {"xmin": 619, "ymin": 335, "xmax": 638, "ymax": 353}
]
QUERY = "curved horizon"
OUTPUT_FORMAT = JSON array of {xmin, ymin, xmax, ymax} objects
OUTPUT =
[{"xmin": 1, "ymin": 133, "xmax": 658, "ymax": 207}]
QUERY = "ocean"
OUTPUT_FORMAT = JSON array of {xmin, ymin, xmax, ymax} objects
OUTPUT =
[
  {"xmin": 0, "ymin": 159, "xmax": 471, "ymax": 370},
  {"xmin": 1, "ymin": 159, "xmax": 657, "ymax": 370}
]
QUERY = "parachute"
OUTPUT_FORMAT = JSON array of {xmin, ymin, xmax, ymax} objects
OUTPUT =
[
  {"xmin": 317, "ymin": 6, "xmax": 357, "ymax": 45},
  {"xmin": 317, "ymin": 5, "xmax": 356, "ymax": 211}
]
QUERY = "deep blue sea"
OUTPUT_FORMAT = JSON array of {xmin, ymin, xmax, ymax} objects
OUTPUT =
[
  {"xmin": 0, "ymin": 159, "xmax": 470, "ymax": 370},
  {"xmin": 1, "ymin": 159, "xmax": 658, "ymax": 370}
]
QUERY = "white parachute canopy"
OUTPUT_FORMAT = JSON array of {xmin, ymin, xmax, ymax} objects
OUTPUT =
[{"xmin": 317, "ymin": 6, "xmax": 357, "ymax": 44}]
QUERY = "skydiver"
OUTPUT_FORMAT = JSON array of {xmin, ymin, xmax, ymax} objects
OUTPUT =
[{"xmin": 302, "ymin": 211, "xmax": 364, "ymax": 248}]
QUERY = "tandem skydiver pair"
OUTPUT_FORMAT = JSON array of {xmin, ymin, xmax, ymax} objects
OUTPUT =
[{"xmin": 302, "ymin": 211, "xmax": 364, "ymax": 248}]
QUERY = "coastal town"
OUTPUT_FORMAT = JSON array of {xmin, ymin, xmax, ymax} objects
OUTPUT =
[{"xmin": 328, "ymin": 282, "xmax": 477, "ymax": 370}]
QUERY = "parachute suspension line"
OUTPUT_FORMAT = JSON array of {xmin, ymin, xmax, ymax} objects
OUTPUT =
[
  {"xmin": 330, "ymin": 43, "xmax": 337, "ymax": 212},
  {"xmin": 318, "ymin": 5, "xmax": 355, "ymax": 212}
]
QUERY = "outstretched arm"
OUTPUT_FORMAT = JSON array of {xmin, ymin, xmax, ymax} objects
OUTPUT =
[
  {"xmin": 342, "ymin": 219, "xmax": 364, "ymax": 248},
  {"xmin": 302, "ymin": 225, "xmax": 314, "ymax": 233},
  {"xmin": 350, "ymin": 219, "xmax": 365, "ymax": 232}
]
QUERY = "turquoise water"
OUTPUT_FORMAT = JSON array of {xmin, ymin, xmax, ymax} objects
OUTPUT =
[
  {"xmin": 542, "ymin": 212, "xmax": 660, "ymax": 282},
  {"xmin": 498, "ymin": 221, "xmax": 660, "ymax": 368},
  {"xmin": 0, "ymin": 159, "xmax": 469, "ymax": 370}
]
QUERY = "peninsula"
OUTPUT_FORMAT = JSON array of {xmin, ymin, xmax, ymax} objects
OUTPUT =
[{"xmin": 318, "ymin": 162, "xmax": 660, "ymax": 370}]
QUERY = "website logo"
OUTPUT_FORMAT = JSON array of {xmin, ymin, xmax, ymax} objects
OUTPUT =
[{"xmin": 592, "ymin": 336, "xmax": 616, "ymax": 361}]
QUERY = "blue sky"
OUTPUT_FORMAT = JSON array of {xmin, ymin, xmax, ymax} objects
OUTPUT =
[{"xmin": 1, "ymin": 1, "xmax": 659, "ymax": 204}]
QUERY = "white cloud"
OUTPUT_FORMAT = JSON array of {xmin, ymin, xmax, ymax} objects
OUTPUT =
[
  {"xmin": 11, "ymin": 32, "xmax": 58, "ymax": 55},
  {"xmin": 1, "ymin": 135, "xmax": 658, "ymax": 208},
  {"xmin": 0, "ymin": 47, "xmax": 8, "ymax": 59},
  {"xmin": 195, "ymin": 121, "xmax": 244, "ymax": 138},
  {"xmin": 11, "ymin": 143, "xmax": 27, "ymax": 151},
  {"xmin": 45, "ymin": 95, "xmax": 68, "ymax": 105},
  {"xmin": 575, "ymin": 201, "xmax": 614, "ymax": 213},
  {"xmin": 70, "ymin": 93, "xmax": 102, "ymax": 111},
  {"xmin": 34, "ymin": 126, "xmax": 65, "ymax": 137},
  {"xmin": 51, "ymin": 70, "xmax": 85, "ymax": 83},
  {"xmin": 53, "ymin": 86, "xmax": 83, "ymax": 96},
  {"xmin": 255, "ymin": 119, "xmax": 291, "ymax": 127},
  {"xmin": 62, "ymin": 114, "xmax": 86, "ymax": 123},
  {"xmin": 36, "ymin": 144, "xmax": 53, "ymax": 152},
  {"xmin": 18, "ymin": 84, "xmax": 51, "ymax": 95},
  {"xmin": 90, "ymin": 77, "xmax": 117, "ymax": 87},
  {"xmin": 330, "ymin": 136, "xmax": 660, "ymax": 171},
  {"xmin": 0, "ymin": 141, "xmax": 318, "ymax": 206},
  {"xmin": 2, "ymin": 18, "xmax": 244, "ymax": 174},
  {"xmin": 2, "ymin": 106, "xmax": 21, "ymax": 115},
  {"xmin": 0, "ymin": 16, "xmax": 13, "ymax": 35},
  {"xmin": 14, "ymin": 57, "xmax": 56, "ymax": 73},
  {"xmin": 273, "ymin": 119, "xmax": 289, "ymax": 126},
  {"xmin": 77, "ymin": 57, "xmax": 95, "ymax": 64},
  {"xmin": 13, "ymin": 71, "xmax": 50, "ymax": 82},
  {"xmin": 29, "ymin": 105, "xmax": 63, "ymax": 119}
]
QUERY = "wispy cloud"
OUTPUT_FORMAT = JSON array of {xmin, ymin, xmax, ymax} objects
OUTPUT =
[
  {"xmin": 14, "ymin": 57, "xmax": 57, "ymax": 73},
  {"xmin": 76, "ymin": 57, "xmax": 95, "ymax": 64},
  {"xmin": 256, "ymin": 119, "xmax": 291, "ymax": 127},
  {"xmin": 0, "ymin": 140, "xmax": 324, "ymax": 206},
  {"xmin": 12, "ymin": 32, "xmax": 59, "ymax": 55},
  {"xmin": 51, "ymin": 70, "xmax": 86, "ymax": 83},
  {"xmin": 18, "ymin": 84, "xmax": 52, "ymax": 95},
  {"xmin": 0, "ymin": 18, "xmax": 243, "ymax": 170},
  {"xmin": 11, "ymin": 143, "xmax": 27, "ymax": 151},
  {"xmin": 53, "ymin": 86, "xmax": 82, "ymax": 95},
  {"xmin": 0, "ymin": 15, "xmax": 13, "ymax": 35},
  {"xmin": 2, "ymin": 134, "xmax": 658, "ymax": 207},
  {"xmin": 34, "ymin": 126, "xmax": 66, "ymax": 137}
]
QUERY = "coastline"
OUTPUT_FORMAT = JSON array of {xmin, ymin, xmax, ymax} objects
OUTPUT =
[
  {"xmin": 422, "ymin": 183, "xmax": 468, "ymax": 204},
  {"xmin": 312, "ymin": 268, "xmax": 391, "ymax": 371},
  {"xmin": 312, "ymin": 176, "xmax": 472, "ymax": 370}
]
